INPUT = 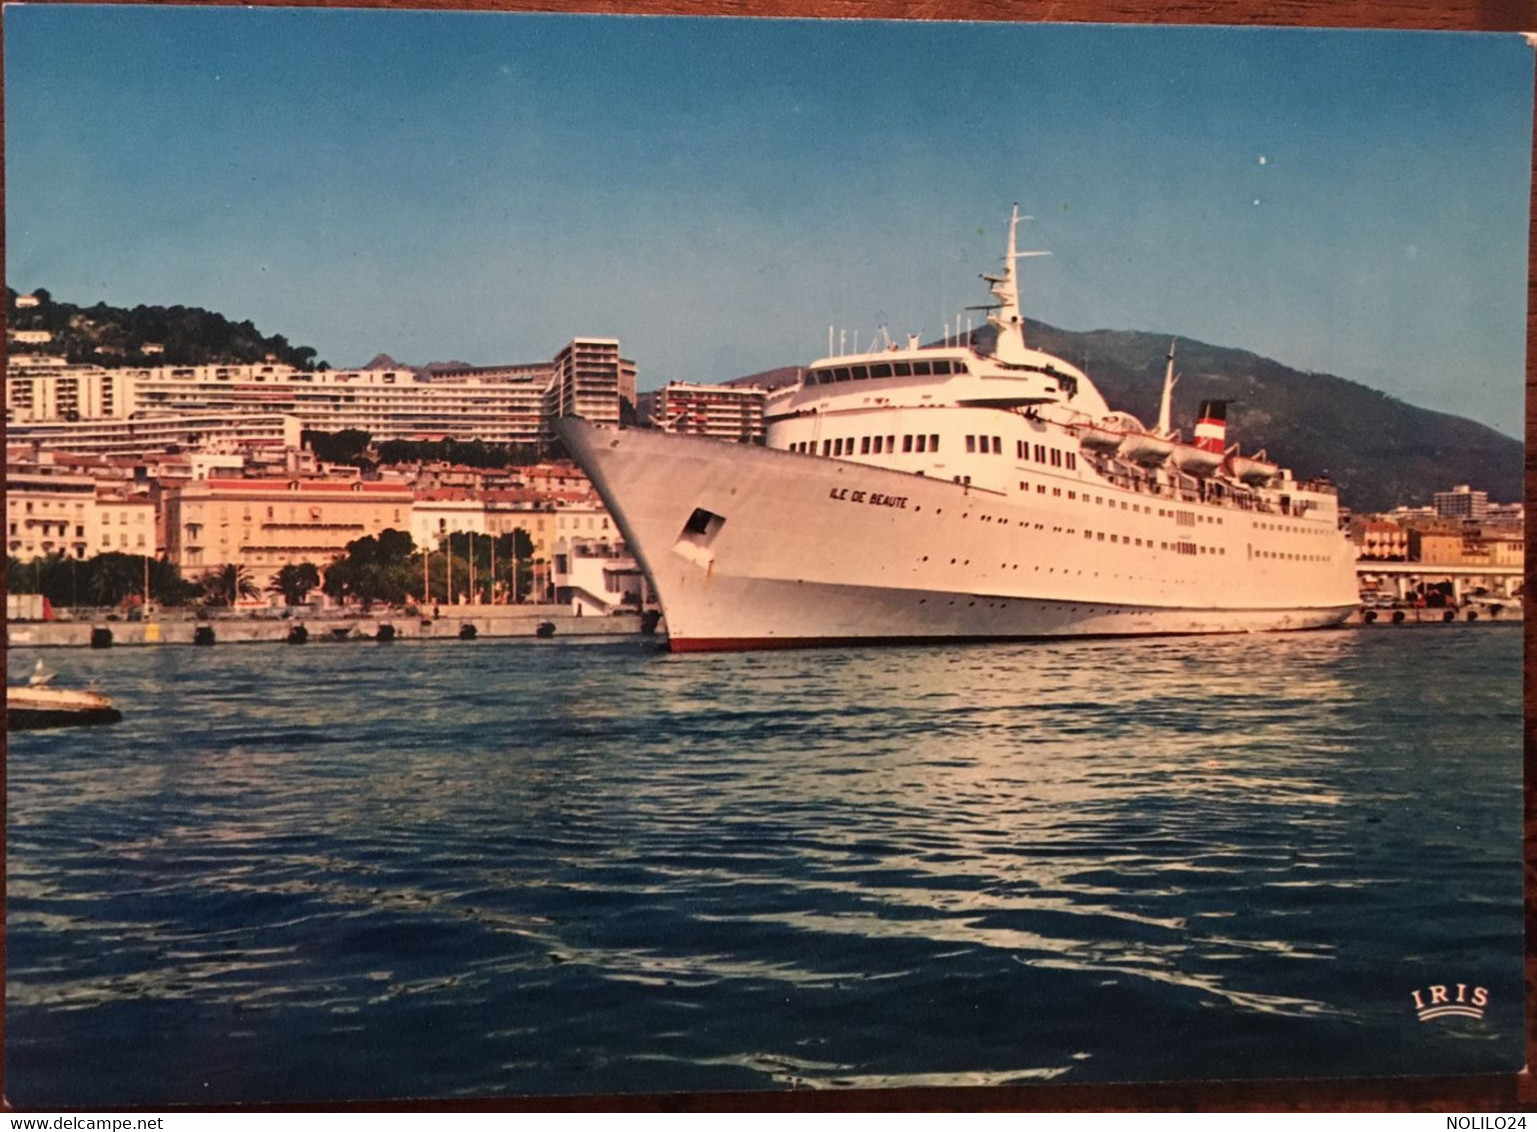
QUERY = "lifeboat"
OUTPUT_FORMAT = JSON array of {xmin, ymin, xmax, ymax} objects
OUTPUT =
[
  {"xmin": 1171, "ymin": 442, "xmax": 1223, "ymax": 477},
  {"xmin": 1119, "ymin": 431, "xmax": 1175, "ymax": 466},
  {"xmin": 1229, "ymin": 450, "xmax": 1279, "ymax": 486},
  {"xmin": 1075, "ymin": 419, "xmax": 1124, "ymax": 453}
]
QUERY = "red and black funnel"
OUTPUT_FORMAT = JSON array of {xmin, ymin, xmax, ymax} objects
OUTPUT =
[{"xmin": 1193, "ymin": 399, "xmax": 1229, "ymax": 454}]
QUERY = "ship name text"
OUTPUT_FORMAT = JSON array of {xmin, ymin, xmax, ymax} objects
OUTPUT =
[{"xmin": 828, "ymin": 487, "xmax": 908, "ymax": 509}]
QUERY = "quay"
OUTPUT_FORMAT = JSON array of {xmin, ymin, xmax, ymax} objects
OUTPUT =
[
  {"xmin": 7, "ymin": 604, "xmax": 651, "ymax": 648},
  {"xmin": 6, "ymin": 604, "xmax": 1516, "ymax": 649}
]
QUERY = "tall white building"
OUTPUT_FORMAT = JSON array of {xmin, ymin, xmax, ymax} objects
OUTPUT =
[
  {"xmin": 129, "ymin": 363, "xmax": 549, "ymax": 444},
  {"xmin": 1433, "ymin": 484, "xmax": 1490, "ymax": 522},
  {"xmin": 8, "ymin": 340, "xmax": 634, "ymax": 452},
  {"xmin": 7, "ymin": 412, "xmax": 304, "ymax": 458},
  {"xmin": 544, "ymin": 339, "xmax": 637, "ymax": 434},
  {"xmin": 6, "ymin": 357, "xmax": 135, "ymax": 423}
]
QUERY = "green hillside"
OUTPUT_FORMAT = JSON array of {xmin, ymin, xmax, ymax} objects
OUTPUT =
[
  {"xmin": 967, "ymin": 323, "xmax": 1520, "ymax": 514},
  {"xmin": 6, "ymin": 288, "xmax": 323, "ymax": 369}
]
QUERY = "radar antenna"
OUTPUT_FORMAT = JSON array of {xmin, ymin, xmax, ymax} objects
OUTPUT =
[{"xmin": 985, "ymin": 203, "xmax": 1050, "ymax": 365}]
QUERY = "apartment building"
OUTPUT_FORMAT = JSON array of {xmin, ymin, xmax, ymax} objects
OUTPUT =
[
  {"xmin": 129, "ymin": 363, "xmax": 548, "ymax": 444},
  {"xmin": 6, "ymin": 357, "xmax": 135, "ymax": 423},
  {"xmin": 1349, "ymin": 517, "xmax": 1410, "ymax": 561},
  {"xmin": 1433, "ymin": 484, "xmax": 1490, "ymax": 522},
  {"xmin": 543, "ymin": 338, "xmax": 636, "ymax": 433},
  {"xmin": 164, "ymin": 477, "xmax": 414, "ymax": 590},
  {"xmin": 410, "ymin": 490, "xmax": 488, "ymax": 551},
  {"xmin": 644, "ymin": 381, "xmax": 767, "ymax": 443},
  {"xmin": 5, "ymin": 455, "xmax": 156, "ymax": 560},
  {"xmin": 9, "ymin": 338, "xmax": 633, "ymax": 451},
  {"xmin": 7, "ymin": 411, "xmax": 303, "ymax": 458}
]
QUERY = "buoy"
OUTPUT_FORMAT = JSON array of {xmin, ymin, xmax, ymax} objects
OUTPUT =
[
  {"xmin": 1391, "ymin": 610, "xmax": 1405, "ymax": 624},
  {"xmin": 1363, "ymin": 610, "xmax": 1377, "ymax": 624},
  {"xmin": 287, "ymin": 624, "xmax": 309, "ymax": 644},
  {"xmin": 535, "ymin": 621, "xmax": 556, "ymax": 639},
  {"xmin": 193, "ymin": 624, "xmax": 216, "ymax": 646},
  {"xmin": 458, "ymin": 623, "xmax": 478, "ymax": 640},
  {"xmin": 1466, "ymin": 610, "xmax": 1478, "ymax": 622},
  {"xmin": 376, "ymin": 623, "xmax": 396, "ymax": 642},
  {"xmin": 1442, "ymin": 610, "xmax": 1455, "ymax": 622},
  {"xmin": 90, "ymin": 626, "xmax": 113, "ymax": 649}
]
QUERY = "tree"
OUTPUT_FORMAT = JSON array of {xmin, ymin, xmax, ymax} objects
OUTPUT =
[
  {"xmin": 322, "ymin": 528, "xmax": 418, "ymax": 608},
  {"xmin": 268, "ymin": 562, "xmax": 321, "ymax": 606},
  {"xmin": 303, "ymin": 429, "xmax": 374, "ymax": 469},
  {"xmin": 86, "ymin": 553, "xmax": 143, "ymax": 607},
  {"xmin": 202, "ymin": 563, "xmax": 261, "ymax": 606}
]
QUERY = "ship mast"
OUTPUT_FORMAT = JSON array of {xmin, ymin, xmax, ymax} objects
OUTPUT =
[
  {"xmin": 1156, "ymin": 339, "xmax": 1178, "ymax": 437},
  {"xmin": 983, "ymin": 204, "xmax": 1050, "ymax": 366}
]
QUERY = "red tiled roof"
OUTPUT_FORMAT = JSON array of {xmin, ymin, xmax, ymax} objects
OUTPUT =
[{"xmin": 202, "ymin": 478, "xmax": 412, "ymax": 496}]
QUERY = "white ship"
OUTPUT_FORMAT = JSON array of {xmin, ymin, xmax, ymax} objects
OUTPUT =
[{"xmin": 559, "ymin": 207, "xmax": 1359, "ymax": 652}]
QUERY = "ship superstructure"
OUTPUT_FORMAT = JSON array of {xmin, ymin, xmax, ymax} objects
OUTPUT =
[{"xmin": 559, "ymin": 207, "xmax": 1358, "ymax": 651}]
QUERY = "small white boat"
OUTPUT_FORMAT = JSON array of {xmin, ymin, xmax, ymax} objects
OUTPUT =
[{"xmin": 8, "ymin": 665, "xmax": 122, "ymax": 730}]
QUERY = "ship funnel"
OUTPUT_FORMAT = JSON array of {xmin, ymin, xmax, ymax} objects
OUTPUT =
[{"xmin": 1193, "ymin": 400, "xmax": 1229, "ymax": 454}]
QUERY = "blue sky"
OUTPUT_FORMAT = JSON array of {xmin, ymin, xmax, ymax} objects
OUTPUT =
[{"xmin": 5, "ymin": 9, "xmax": 1532, "ymax": 436}]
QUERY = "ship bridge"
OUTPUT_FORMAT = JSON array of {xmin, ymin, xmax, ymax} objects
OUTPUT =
[{"xmin": 780, "ymin": 347, "xmax": 1108, "ymax": 419}]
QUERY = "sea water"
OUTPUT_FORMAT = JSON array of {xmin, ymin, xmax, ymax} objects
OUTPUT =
[{"xmin": 5, "ymin": 626, "xmax": 1522, "ymax": 1104}]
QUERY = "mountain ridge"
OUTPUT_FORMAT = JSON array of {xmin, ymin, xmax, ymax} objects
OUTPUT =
[
  {"xmin": 730, "ymin": 321, "xmax": 1520, "ymax": 514},
  {"xmin": 8, "ymin": 287, "xmax": 1516, "ymax": 514}
]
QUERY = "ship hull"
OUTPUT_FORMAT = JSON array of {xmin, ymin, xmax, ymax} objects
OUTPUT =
[{"xmin": 558, "ymin": 419, "xmax": 1359, "ymax": 652}]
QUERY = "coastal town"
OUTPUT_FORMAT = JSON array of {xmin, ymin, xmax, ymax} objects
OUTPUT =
[
  {"xmin": 3, "ymin": 288, "xmax": 1524, "ymax": 642},
  {"xmin": 5, "ymin": 295, "xmax": 767, "ymax": 635}
]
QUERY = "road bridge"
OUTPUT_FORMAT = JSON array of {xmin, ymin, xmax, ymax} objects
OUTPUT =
[{"xmin": 1355, "ymin": 561, "xmax": 1523, "ymax": 602}]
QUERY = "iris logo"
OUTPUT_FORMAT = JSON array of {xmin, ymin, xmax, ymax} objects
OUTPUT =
[{"xmin": 1411, "ymin": 983, "xmax": 1488, "ymax": 1022}]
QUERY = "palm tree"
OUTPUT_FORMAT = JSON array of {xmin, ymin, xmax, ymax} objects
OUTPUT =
[
  {"xmin": 267, "ymin": 562, "xmax": 320, "ymax": 606},
  {"xmin": 201, "ymin": 563, "xmax": 261, "ymax": 607},
  {"xmin": 86, "ymin": 553, "xmax": 141, "ymax": 607}
]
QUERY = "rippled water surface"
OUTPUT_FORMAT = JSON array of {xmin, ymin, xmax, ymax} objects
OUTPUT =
[{"xmin": 6, "ymin": 627, "xmax": 1523, "ymax": 1104}]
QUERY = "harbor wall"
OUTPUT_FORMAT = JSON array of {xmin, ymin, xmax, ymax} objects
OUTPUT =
[
  {"xmin": 8, "ymin": 605, "xmax": 651, "ymax": 647},
  {"xmin": 8, "ymin": 603, "xmax": 1517, "ymax": 648}
]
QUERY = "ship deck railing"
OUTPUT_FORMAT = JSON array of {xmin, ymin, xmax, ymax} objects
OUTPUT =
[{"xmin": 1089, "ymin": 455, "xmax": 1329, "ymax": 519}]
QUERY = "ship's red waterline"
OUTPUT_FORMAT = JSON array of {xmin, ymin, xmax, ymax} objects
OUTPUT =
[{"xmin": 665, "ymin": 627, "xmax": 1346, "ymax": 653}]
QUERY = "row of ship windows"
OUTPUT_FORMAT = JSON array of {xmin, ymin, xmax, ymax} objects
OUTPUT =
[
  {"xmin": 940, "ymin": 510, "xmax": 1225, "ymax": 557},
  {"xmin": 1255, "ymin": 549, "xmax": 1330, "ymax": 562},
  {"xmin": 791, "ymin": 434, "xmax": 942, "ymax": 457},
  {"xmin": 1014, "ymin": 439, "xmax": 1078, "ymax": 469},
  {"xmin": 1011, "ymin": 485, "xmax": 1225, "ymax": 525},
  {"xmin": 966, "ymin": 434, "xmax": 1080, "ymax": 472},
  {"xmin": 1254, "ymin": 520, "xmax": 1323, "ymax": 535},
  {"xmin": 804, "ymin": 359, "xmax": 970, "ymax": 385},
  {"xmin": 1084, "ymin": 531, "xmax": 1224, "ymax": 554}
]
